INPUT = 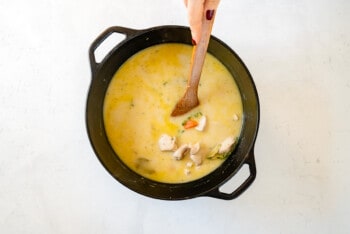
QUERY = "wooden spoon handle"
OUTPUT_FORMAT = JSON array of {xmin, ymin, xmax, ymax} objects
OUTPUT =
[
  {"xmin": 170, "ymin": 10, "xmax": 217, "ymax": 116},
  {"xmin": 187, "ymin": 11, "xmax": 216, "ymax": 89}
]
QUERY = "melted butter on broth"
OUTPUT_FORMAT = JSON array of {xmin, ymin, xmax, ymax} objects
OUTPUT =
[{"xmin": 103, "ymin": 43, "xmax": 243, "ymax": 183}]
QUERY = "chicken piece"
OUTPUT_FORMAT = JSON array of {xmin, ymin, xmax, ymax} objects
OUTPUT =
[
  {"xmin": 218, "ymin": 136, "xmax": 236, "ymax": 154},
  {"xmin": 190, "ymin": 153, "xmax": 203, "ymax": 166},
  {"xmin": 186, "ymin": 161, "xmax": 193, "ymax": 168},
  {"xmin": 195, "ymin": 115, "xmax": 207, "ymax": 131},
  {"xmin": 189, "ymin": 143, "xmax": 202, "ymax": 165},
  {"xmin": 158, "ymin": 134, "xmax": 177, "ymax": 151},
  {"xmin": 173, "ymin": 144, "xmax": 189, "ymax": 160},
  {"xmin": 189, "ymin": 142, "xmax": 200, "ymax": 155}
]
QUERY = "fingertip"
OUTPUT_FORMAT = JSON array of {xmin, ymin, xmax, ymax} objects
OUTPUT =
[
  {"xmin": 206, "ymin": 10, "xmax": 215, "ymax": 20},
  {"xmin": 191, "ymin": 38, "xmax": 197, "ymax": 46},
  {"xmin": 190, "ymin": 31, "xmax": 201, "ymax": 45},
  {"xmin": 183, "ymin": 0, "xmax": 188, "ymax": 7},
  {"xmin": 187, "ymin": 0, "xmax": 204, "ymax": 45}
]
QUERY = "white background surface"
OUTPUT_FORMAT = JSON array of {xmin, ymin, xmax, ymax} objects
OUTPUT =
[{"xmin": 1, "ymin": 0, "xmax": 349, "ymax": 233}]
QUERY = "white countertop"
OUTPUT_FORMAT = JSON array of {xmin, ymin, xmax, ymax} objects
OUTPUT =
[{"xmin": 1, "ymin": 0, "xmax": 349, "ymax": 233}]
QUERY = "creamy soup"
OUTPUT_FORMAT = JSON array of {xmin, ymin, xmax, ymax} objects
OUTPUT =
[{"xmin": 103, "ymin": 43, "xmax": 243, "ymax": 183}]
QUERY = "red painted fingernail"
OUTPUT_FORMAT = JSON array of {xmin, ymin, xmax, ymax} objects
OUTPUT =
[
  {"xmin": 192, "ymin": 38, "xmax": 197, "ymax": 46},
  {"xmin": 206, "ymin": 10, "xmax": 215, "ymax": 20}
]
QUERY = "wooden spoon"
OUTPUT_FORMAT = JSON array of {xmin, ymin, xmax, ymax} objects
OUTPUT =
[{"xmin": 171, "ymin": 10, "xmax": 216, "ymax": 116}]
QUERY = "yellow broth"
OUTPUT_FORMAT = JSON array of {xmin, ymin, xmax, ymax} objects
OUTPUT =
[{"xmin": 103, "ymin": 43, "xmax": 243, "ymax": 183}]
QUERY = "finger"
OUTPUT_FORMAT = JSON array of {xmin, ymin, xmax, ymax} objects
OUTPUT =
[
  {"xmin": 187, "ymin": 0, "xmax": 205, "ymax": 44},
  {"xmin": 183, "ymin": 0, "xmax": 188, "ymax": 7},
  {"xmin": 203, "ymin": 0, "xmax": 220, "ymax": 11}
]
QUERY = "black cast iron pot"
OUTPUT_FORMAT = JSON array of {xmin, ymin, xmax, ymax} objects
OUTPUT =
[{"xmin": 86, "ymin": 25, "xmax": 259, "ymax": 200}]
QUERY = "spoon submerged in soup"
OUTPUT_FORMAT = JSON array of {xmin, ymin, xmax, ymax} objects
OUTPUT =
[{"xmin": 171, "ymin": 9, "xmax": 216, "ymax": 116}]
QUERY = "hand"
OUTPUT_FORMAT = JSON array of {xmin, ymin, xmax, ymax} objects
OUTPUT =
[{"xmin": 184, "ymin": 0, "xmax": 221, "ymax": 45}]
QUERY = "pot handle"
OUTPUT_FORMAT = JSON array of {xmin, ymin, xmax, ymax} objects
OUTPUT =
[
  {"xmin": 204, "ymin": 149, "xmax": 257, "ymax": 200},
  {"xmin": 89, "ymin": 26, "xmax": 140, "ymax": 73}
]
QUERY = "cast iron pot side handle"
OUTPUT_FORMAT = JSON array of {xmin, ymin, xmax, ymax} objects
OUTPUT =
[
  {"xmin": 204, "ymin": 149, "xmax": 257, "ymax": 200},
  {"xmin": 89, "ymin": 26, "xmax": 140, "ymax": 74}
]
